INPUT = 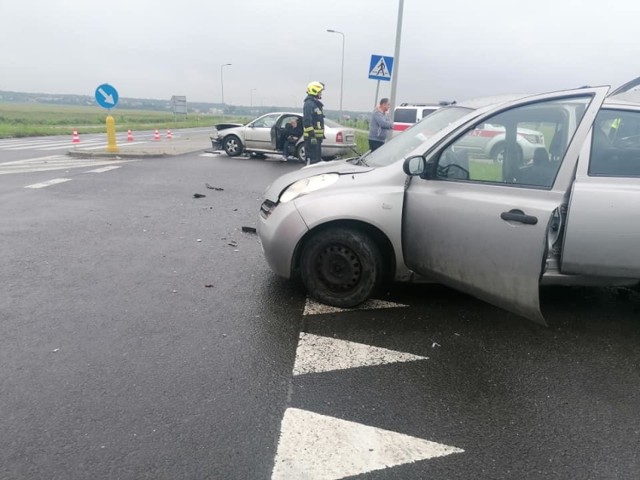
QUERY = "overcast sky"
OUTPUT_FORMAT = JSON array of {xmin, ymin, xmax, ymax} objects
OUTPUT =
[{"xmin": 1, "ymin": 0, "xmax": 639, "ymax": 112}]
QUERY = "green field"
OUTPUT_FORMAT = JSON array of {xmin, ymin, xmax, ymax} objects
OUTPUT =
[
  {"xmin": 0, "ymin": 103, "xmax": 249, "ymax": 138},
  {"xmin": 0, "ymin": 102, "xmax": 376, "ymax": 156}
]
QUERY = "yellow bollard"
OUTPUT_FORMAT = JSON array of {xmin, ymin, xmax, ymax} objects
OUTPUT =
[{"xmin": 106, "ymin": 115, "xmax": 119, "ymax": 153}]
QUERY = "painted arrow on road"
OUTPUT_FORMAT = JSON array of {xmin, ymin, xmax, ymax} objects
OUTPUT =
[
  {"xmin": 293, "ymin": 332, "xmax": 428, "ymax": 375},
  {"xmin": 303, "ymin": 297, "xmax": 408, "ymax": 316},
  {"xmin": 272, "ymin": 408, "xmax": 463, "ymax": 479}
]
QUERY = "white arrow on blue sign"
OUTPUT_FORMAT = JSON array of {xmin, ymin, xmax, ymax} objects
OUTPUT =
[
  {"xmin": 95, "ymin": 83, "xmax": 119, "ymax": 109},
  {"xmin": 368, "ymin": 55, "xmax": 394, "ymax": 81}
]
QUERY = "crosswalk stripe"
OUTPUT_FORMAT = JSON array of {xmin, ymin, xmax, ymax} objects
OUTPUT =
[
  {"xmin": 0, "ymin": 155, "xmax": 128, "ymax": 175},
  {"xmin": 86, "ymin": 166, "xmax": 122, "ymax": 173},
  {"xmin": 0, "ymin": 138, "xmax": 150, "ymax": 151},
  {"xmin": 24, "ymin": 178, "xmax": 72, "ymax": 189}
]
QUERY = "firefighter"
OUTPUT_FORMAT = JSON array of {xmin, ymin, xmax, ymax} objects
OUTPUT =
[{"xmin": 303, "ymin": 81, "xmax": 325, "ymax": 164}]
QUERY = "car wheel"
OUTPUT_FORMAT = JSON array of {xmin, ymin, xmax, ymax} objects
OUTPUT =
[
  {"xmin": 490, "ymin": 142, "xmax": 506, "ymax": 163},
  {"xmin": 300, "ymin": 228, "xmax": 382, "ymax": 308},
  {"xmin": 490, "ymin": 142, "xmax": 522, "ymax": 163},
  {"xmin": 223, "ymin": 135, "xmax": 243, "ymax": 157},
  {"xmin": 296, "ymin": 144, "xmax": 306, "ymax": 162}
]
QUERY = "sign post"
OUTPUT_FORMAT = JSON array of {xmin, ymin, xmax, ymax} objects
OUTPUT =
[
  {"xmin": 368, "ymin": 55, "xmax": 394, "ymax": 107},
  {"xmin": 95, "ymin": 83, "xmax": 120, "ymax": 153}
]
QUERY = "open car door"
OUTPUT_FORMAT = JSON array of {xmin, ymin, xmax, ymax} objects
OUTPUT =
[{"xmin": 402, "ymin": 87, "xmax": 609, "ymax": 324}]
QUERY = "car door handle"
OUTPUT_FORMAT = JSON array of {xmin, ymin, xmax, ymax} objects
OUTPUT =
[{"xmin": 500, "ymin": 209, "xmax": 538, "ymax": 225}]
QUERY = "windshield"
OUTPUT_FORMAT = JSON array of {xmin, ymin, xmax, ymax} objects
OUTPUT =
[{"xmin": 359, "ymin": 106, "xmax": 474, "ymax": 167}]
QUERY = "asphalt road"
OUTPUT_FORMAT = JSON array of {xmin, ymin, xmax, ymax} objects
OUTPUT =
[{"xmin": 1, "ymin": 142, "xmax": 639, "ymax": 479}]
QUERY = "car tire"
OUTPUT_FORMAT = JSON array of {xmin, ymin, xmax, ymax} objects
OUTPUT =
[
  {"xmin": 296, "ymin": 144, "xmax": 306, "ymax": 162},
  {"xmin": 223, "ymin": 135, "xmax": 243, "ymax": 157},
  {"xmin": 490, "ymin": 142, "xmax": 522, "ymax": 163},
  {"xmin": 300, "ymin": 228, "xmax": 382, "ymax": 308}
]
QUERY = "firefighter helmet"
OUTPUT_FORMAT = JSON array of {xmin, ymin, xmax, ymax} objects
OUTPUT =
[{"xmin": 306, "ymin": 81, "xmax": 325, "ymax": 96}]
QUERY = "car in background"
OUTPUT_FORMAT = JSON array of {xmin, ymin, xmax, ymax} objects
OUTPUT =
[
  {"xmin": 392, "ymin": 101, "xmax": 454, "ymax": 134},
  {"xmin": 257, "ymin": 81, "xmax": 640, "ymax": 325},
  {"xmin": 210, "ymin": 112, "xmax": 357, "ymax": 161},
  {"xmin": 455, "ymin": 123, "xmax": 546, "ymax": 162}
]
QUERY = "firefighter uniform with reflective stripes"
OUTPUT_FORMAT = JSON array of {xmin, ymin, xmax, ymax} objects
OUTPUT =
[{"xmin": 303, "ymin": 84, "xmax": 325, "ymax": 164}]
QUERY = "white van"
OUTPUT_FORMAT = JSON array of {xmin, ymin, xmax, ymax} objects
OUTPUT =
[{"xmin": 392, "ymin": 101, "xmax": 454, "ymax": 134}]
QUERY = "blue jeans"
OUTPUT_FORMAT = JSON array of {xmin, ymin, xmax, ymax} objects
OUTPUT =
[{"xmin": 283, "ymin": 138, "xmax": 296, "ymax": 157}]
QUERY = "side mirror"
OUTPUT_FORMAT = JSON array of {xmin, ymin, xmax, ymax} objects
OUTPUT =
[{"xmin": 403, "ymin": 155, "xmax": 427, "ymax": 176}]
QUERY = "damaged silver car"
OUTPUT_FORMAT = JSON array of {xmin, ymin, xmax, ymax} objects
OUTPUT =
[{"xmin": 258, "ymin": 81, "xmax": 640, "ymax": 324}]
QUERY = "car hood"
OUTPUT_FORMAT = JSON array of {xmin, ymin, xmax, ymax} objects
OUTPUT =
[
  {"xmin": 212, "ymin": 123, "xmax": 244, "ymax": 137},
  {"xmin": 262, "ymin": 159, "xmax": 374, "ymax": 202},
  {"xmin": 214, "ymin": 122, "xmax": 244, "ymax": 130}
]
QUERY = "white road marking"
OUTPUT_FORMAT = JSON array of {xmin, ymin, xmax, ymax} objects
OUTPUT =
[
  {"xmin": 6, "ymin": 141, "xmax": 103, "ymax": 151},
  {"xmin": 303, "ymin": 297, "xmax": 408, "ymax": 315},
  {"xmin": 0, "ymin": 138, "xmax": 149, "ymax": 151},
  {"xmin": 272, "ymin": 408, "xmax": 464, "ymax": 480},
  {"xmin": 85, "ymin": 165, "xmax": 122, "ymax": 173},
  {"xmin": 24, "ymin": 178, "xmax": 72, "ymax": 189},
  {"xmin": 292, "ymin": 333, "xmax": 428, "ymax": 375},
  {"xmin": 0, "ymin": 155, "xmax": 128, "ymax": 175}
]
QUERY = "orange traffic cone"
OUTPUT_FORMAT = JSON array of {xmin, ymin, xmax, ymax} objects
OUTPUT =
[
  {"xmin": 72, "ymin": 129, "xmax": 80, "ymax": 143},
  {"xmin": 166, "ymin": 129, "xmax": 172, "ymax": 140},
  {"xmin": 154, "ymin": 129, "xmax": 160, "ymax": 141},
  {"xmin": 127, "ymin": 129, "xmax": 134, "ymax": 142}
]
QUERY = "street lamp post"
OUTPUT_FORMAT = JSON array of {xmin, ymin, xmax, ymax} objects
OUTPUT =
[
  {"xmin": 326, "ymin": 29, "xmax": 345, "ymax": 121},
  {"xmin": 250, "ymin": 88, "xmax": 257, "ymax": 109},
  {"xmin": 389, "ymin": 0, "xmax": 404, "ymax": 115},
  {"xmin": 220, "ymin": 63, "xmax": 232, "ymax": 107}
]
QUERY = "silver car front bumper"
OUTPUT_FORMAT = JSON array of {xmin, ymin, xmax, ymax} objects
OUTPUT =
[{"xmin": 257, "ymin": 199, "xmax": 309, "ymax": 279}]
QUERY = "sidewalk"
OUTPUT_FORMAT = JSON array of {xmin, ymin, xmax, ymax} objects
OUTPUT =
[{"xmin": 67, "ymin": 132, "xmax": 212, "ymax": 159}]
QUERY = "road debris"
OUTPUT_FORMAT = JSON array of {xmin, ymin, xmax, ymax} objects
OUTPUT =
[
  {"xmin": 193, "ymin": 193, "xmax": 206, "ymax": 198},
  {"xmin": 206, "ymin": 183, "xmax": 224, "ymax": 191},
  {"xmin": 228, "ymin": 240, "xmax": 238, "ymax": 247},
  {"xmin": 241, "ymin": 226, "xmax": 257, "ymax": 234}
]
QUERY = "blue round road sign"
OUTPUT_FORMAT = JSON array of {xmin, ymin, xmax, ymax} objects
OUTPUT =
[{"xmin": 95, "ymin": 83, "xmax": 119, "ymax": 109}]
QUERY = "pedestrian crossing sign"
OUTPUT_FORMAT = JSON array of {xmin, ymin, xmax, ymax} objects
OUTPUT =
[{"xmin": 368, "ymin": 54, "xmax": 394, "ymax": 81}]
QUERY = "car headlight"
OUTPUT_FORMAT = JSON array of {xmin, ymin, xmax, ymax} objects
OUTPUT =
[
  {"xmin": 279, "ymin": 174, "xmax": 339, "ymax": 203},
  {"xmin": 521, "ymin": 133, "xmax": 544, "ymax": 144}
]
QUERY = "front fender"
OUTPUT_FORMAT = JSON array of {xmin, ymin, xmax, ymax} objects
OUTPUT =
[{"xmin": 293, "ymin": 182, "xmax": 410, "ymax": 280}]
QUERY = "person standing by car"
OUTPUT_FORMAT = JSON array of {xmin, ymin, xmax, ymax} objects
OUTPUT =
[
  {"xmin": 303, "ymin": 81, "xmax": 325, "ymax": 164},
  {"xmin": 368, "ymin": 97, "xmax": 393, "ymax": 151},
  {"xmin": 281, "ymin": 118, "xmax": 303, "ymax": 161}
]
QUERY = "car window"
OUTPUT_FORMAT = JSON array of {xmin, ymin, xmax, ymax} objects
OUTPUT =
[
  {"xmin": 421, "ymin": 108, "xmax": 438, "ymax": 118},
  {"xmin": 324, "ymin": 119, "xmax": 342, "ymax": 128},
  {"xmin": 589, "ymin": 109, "xmax": 640, "ymax": 176},
  {"xmin": 435, "ymin": 96, "xmax": 593, "ymax": 188},
  {"xmin": 394, "ymin": 108, "xmax": 417, "ymax": 123},
  {"xmin": 362, "ymin": 106, "xmax": 474, "ymax": 167},
  {"xmin": 280, "ymin": 115, "xmax": 300, "ymax": 126},
  {"xmin": 252, "ymin": 114, "xmax": 279, "ymax": 128}
]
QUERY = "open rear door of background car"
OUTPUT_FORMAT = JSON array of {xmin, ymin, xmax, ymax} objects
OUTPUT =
[{"xmin": 402, "ymin": 87, "xmax": 609, "ymax": 324}]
